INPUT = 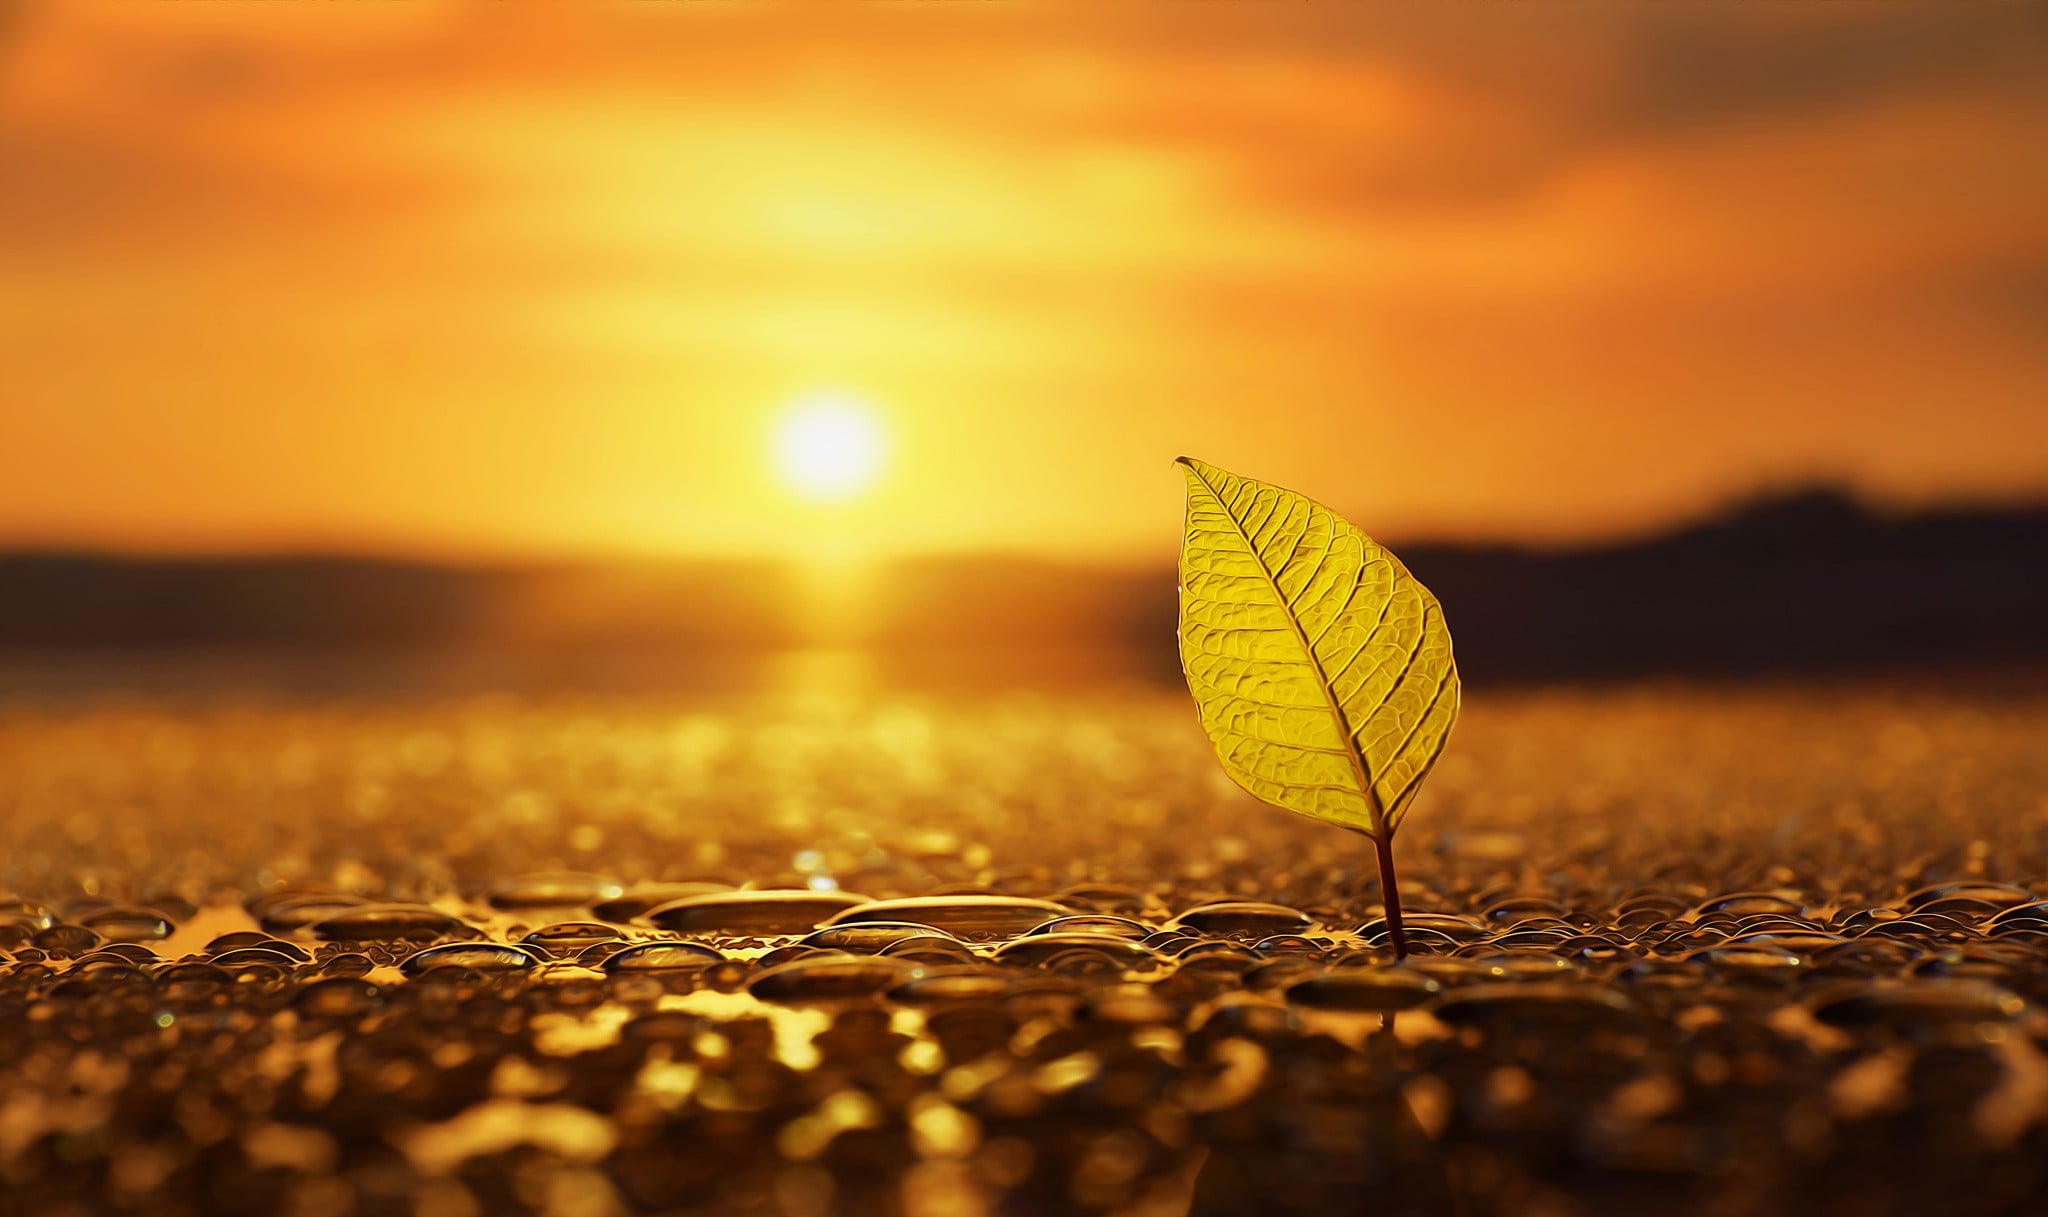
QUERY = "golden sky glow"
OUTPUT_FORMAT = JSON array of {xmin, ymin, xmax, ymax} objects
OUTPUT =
[{"xmin": 2, "ymin": 4, "xmax": 2045, "ymax": 561}]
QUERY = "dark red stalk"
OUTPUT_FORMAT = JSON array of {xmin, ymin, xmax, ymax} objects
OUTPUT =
[{"xmin": 1373, "ymin": 830, "xmax": 1408, "ymax": 961}]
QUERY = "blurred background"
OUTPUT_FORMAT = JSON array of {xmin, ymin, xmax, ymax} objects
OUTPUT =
[{"xmin": 3, "ymin": 2, "xmax": 2045, "ymax": 698}]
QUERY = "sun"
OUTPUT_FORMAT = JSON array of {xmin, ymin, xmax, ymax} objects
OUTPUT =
[{"xmin": 769, "ymin": 391, "xmax": 888, "ymax": 503}]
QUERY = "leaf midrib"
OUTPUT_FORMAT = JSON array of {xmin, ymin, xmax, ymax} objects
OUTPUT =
[{"xmin": 1183, "ymin": 460, "xmax": 1386, "ymax": 832}]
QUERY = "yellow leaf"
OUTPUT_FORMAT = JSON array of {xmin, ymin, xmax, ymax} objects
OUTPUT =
[{"xmin": 1176, "ymin": 456, "xmax": 1459, "ymax": 838}]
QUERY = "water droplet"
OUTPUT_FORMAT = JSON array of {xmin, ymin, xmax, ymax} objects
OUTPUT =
[
  {"xmin": 211, "ymin": 946, "xmax": 310, "ymax": 969},
  {"xmin": 882, "ymin": 937, "xmax": 980, "ymax": 966},
  {"xmin": 84, "ymin": 942, "xmax": 157, "ymax": 965},
  {"xmin": 1729, "ymin": 913, "xmax": 1827, "ymax": 934},
  {"xmin": 1356, "ymin": 925, "xmax": 1464, "ymax": 953},
  {"xmin": 1486, "ymin": 928, "xmax": 1578, "ymax": 950},
  {"xmin": 0, "ymin": 901, "xmax": 55, "ymax": 931},
  {"xmin": 296, "ymin": 977, "xmax": 382, "ymax": 1018},
  {"xmin": 1852, "ymin": 917, "xmax": 1972, "ymax": 945},
  {"xmin": 312, "ymin": 904, "xmax": 468, "ymax": 943},
  {"xmin": 255, "ymin": 894, "xmax": 372, "ymax": 934},
  {"xmin": 1175, "ymin": 940, "xmax": 1262, "ymax": 962},
  {"xmin": 747, "ymin": 953, "xmax": 917, "ymax": 1004},
  {"xmin": 1653, "ymin": 925, "xmax": 1732, "ymax": 953},
  {"xmin": 1025, "ymin": 915, "xmax": 1153, "ymax": 940},
  {"xmin": 1370, "ymin": 912, "xmax": 1489, "ymax": 941},
  {"xmin": 1694, "ymin": 892, "xmax": 1805, "ymax": 917},
  {"xmin": 1984, "ymin": 901, "xmax": 2048, "ymax": 932},
  {"xmin": 1722, "ymin": 930, "xmax": 1846, "ymax": 953},
  {"xmin": 1910, "ymin": 898, "xmax": 2005, "ymax": 921},
  {"xmin": 31, "ymin": 925, "xmax": 100, "ymax": 956},
  {"xmin": 1614, "ymin": 907, "xmax": 1677, "ymax": 931},
  {"xmin": 800, "ymin": 922, "xmax": 963, "ymax": 953},
  {"xmin": 993, "ymin": 934, "xmax": 1161, "ymax": 969},
  {"xmin": 320, "ymin": 952, "xmax": 375, "ymax": 977},
  {"xmin": 399, "ymin": 942, "xmax": 542, "ymax": 976},
  {"xmin": 648, "ymin": 890, "xmax": 869, "ymax": 937},
  {"xmin": 80, "ymin": 907, "xmax": 172, "ymax": 942},
  {"xmin": 1624, "ymin": 918, "xmax": 1694, "ymax": 943},
  {"xmin": 520, "ymin": 922, "xmax": 625, "ymax": 958},
  {"xmin": 824, "ymin": 896, "xmax": 1074, "ymax": 941},
  {"xmin": 1901, "ymin": 882, "xmax": 2034, "ymax": 912},
  {"xmin": 569, "ymin": 941, "xmax": 630, "ymax": 968},
  {"xmin": 1248, "ymin": 934, "xmax": 1323, "ymax": 956},
  {"xmin": 1166, "ymin": 902, "xmax": 1312, "ymax": 939},
  {"xmin": 601, "ymin": 942, "xmax": 726, "ymax": 974},
  {"xmin": 1479, "ymin": 897, "xmax": 1569, "ymax": 925},
  {"xmin": 67, "ymin": 956, "xmax": 147, "ymax": 979},
  {"xmin": 231, "ymin": 936, "xmax": 311, "ymax": 961},
  {"xmin": 1286, "ymin": 968, "xmax": 1442, "ymax": 1012},
  {"xmin": 1565, "ymin": 940, "xmax": 1632, "ymax": 966}
]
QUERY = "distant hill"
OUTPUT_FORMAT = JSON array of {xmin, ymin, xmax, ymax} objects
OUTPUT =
[
  {"xmin": 0, "ymin": 555, "xmax": 801, "ymax": 652},
  {"xmin": 1, "ymin": 488, "xmax": 2043, "ymax": 686},
  {"xmin": 1396, "ymin": 489, "xmax": 2048, "ymax": 682}
]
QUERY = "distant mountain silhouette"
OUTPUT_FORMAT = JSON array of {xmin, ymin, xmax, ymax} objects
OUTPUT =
[
  {"xmin": 1395, "ymin": 488, "xmax": 2048, "ymax": 682},
  {"xmin": 1, "ymin": 487, "xmax": 2042, "ymax": 686},
  {"xmin": 0, "ymin": 556, "xmax": 800, "ymax": 652}
]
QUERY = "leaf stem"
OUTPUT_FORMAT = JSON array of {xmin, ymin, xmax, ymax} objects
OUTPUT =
[{"xmin": 1373, "ymin": 831, "xmax": 1408, "ymax": 961}]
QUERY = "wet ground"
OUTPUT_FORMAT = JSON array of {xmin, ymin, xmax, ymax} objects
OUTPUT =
[{"xmin": 4, "ymin": 677, "xmax": 2048, "ymax": 1217}]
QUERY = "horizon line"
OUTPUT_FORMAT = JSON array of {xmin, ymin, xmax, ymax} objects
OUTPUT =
[{"xmin": 1, "ymin": 482, "xmax": 2044, "ymax": 572}]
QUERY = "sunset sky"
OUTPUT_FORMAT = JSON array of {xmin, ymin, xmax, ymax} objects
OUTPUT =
[{"xmin": 4, "ymin": 4, "xmax": 2045, "ymax": 563}]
